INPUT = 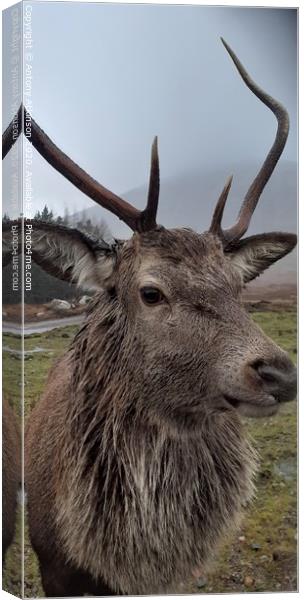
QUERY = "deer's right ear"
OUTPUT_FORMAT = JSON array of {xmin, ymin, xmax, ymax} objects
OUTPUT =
[{"xmin": 2, "ymin": 220, "xmax": 117, "ymax": 290}]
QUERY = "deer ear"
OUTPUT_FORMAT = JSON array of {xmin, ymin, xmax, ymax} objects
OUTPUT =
[
  {"xmin": 3, "ymin": 220, "xmax": 116, "ymax": 290},
  {"xmin": 226, "ymin": 232, "xmax": 297, "ymax": 284}
]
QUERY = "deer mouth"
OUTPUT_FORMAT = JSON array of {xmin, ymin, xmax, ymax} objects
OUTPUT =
[{"xmin": 223, "ymin": 395, "xmax": 279, "ymax": 418}]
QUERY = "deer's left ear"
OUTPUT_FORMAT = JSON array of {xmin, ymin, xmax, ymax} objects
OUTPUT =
[
  {"xmin": 226, "ymin": 232, "xmax": 297, "ymax": 284},
  {"xmin": 2, "ymin": 219, "xmax": 117, "ymax": 290}
]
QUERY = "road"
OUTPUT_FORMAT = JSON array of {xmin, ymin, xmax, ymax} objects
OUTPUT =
[{"xmin": 3, "ymin": 315, "xmax": 85, "ymax": 336}]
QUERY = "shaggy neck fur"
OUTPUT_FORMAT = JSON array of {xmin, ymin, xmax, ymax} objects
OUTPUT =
[{"xmin": 55, "ymin": 294, "xmax": 257, "ymax": 595}]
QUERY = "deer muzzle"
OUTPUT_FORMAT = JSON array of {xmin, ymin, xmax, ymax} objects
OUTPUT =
[
  {"xmin": 249, "ymin": 357, "xmax": 297, "ymax": 405},
  {"xmin": 222, "ymin": 350, "xmax": 297, "ymax": 418}
]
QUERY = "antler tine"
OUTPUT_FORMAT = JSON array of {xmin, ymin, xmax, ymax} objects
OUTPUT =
[
  {"xmin": 139, "ymin": 136, "xmax": 160, "ymax": 232},
  {"xmin": 2, "ymin": 104, "xmax": 160, "ymax": 233},
  {"xmin": 2, "ymin": 104, "xmax": 22, "ymax": 159},
  {"xmin": 209, "ymin": 175, "xmax": 233, "ymax": 239},
  {"xmin": 216, "ymin": 38, "xmax": 290, "ymax": 245}
]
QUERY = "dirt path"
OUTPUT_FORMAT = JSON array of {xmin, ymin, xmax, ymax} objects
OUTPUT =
[{"xmin": 3, "ymin": 315, "xmax": 85, "ymax": 336}]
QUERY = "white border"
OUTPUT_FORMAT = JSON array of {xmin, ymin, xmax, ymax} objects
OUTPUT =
[{"xmin": 0, "ymin": 1, "xmax": 302, "ymax": 599}]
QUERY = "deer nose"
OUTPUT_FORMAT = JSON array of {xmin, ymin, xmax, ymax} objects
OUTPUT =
[{"xmin": 251, "ymin": 358, "xmax": 297, "ymax": 403}]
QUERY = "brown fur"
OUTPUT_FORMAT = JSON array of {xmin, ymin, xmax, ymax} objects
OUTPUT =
[
  {"xmin": 25, "ymin": 229, "xmax": 296, "ymax": 595},
  {"xmin": 2, "ymin": 398, "xmax": 21, "ymax": 560}
]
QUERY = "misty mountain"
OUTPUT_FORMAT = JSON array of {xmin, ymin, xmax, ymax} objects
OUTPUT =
[{"xmin": 72, "ymin": 160, "xmax": 297, "ymax": 285}]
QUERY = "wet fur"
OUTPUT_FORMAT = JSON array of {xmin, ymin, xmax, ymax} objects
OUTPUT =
[
  {"xmin": 2, "ymin": 398, "xmax": 21, "ymax": 560},
  {"xmin": 25, "ymin": 230, "xmax": 260, "ymax": 595}
]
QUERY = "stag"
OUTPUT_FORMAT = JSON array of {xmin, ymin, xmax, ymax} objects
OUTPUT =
[
  {"xmin": 2, "ymin": 398, "xmax": 21, "ymax": 561},
  {"xmin": 3, "ymin": 39, "xmax": 297, "ymax": 596}
]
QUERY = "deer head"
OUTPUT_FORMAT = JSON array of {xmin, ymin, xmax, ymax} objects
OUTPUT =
[{"xmin": 3, "ymin": 39, "xmax": 297, "ymax": 430}]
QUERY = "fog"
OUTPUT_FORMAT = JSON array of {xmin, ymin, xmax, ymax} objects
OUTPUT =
[{"xmin": 3, "ymin": 3, "xmax": 297, "ymax": 261}]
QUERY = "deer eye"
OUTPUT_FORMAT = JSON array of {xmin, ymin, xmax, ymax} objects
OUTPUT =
[{"xmin": 140, "ymin": 286, "xmax": 164, "ymax": 305}]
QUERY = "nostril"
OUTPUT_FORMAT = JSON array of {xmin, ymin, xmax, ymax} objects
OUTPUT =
[
  {"xmin": 255, "ymin": 363, "xmax": 278, "ymax": 384},
  {"xmin": 251, "ymin": 359, "xmax": 266, "ymax": 371},
  {"xmin": 251, "ymin": 359, "xmax": 275, "ymax": 382},
  {"xmin": 250, "ymin": 358, "xmax": 297, "ymax": 403},
  {"xmin": 258, "ymin": 369, "xmax": 277, "ymax": 384}
]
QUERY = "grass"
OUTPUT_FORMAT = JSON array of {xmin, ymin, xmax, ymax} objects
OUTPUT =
[{"xmin": 2, "ymin": 311, "xmax": 297, "ymax": 596}]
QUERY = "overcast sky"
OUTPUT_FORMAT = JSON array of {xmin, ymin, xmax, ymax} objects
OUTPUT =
[{"xmin": 3, "ymin": 3, "xmax": 297, "ymax": 235}]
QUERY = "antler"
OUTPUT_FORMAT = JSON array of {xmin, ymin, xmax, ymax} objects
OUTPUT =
[
  {"xmin": 3, "ymin": 39, "xmax": 288, "ymax": 240},
  {"xmin": 2, "ymin": 104, "xmax": 23, "ymax": 159},
  {"xmin": 140, "ymin": 137, "xmax": 160, "ymax": 232},
  {"xmin": 2, "ymin": 105, "xmax": 160, "ymax": 233},
  {"xmin": 210, "ymin": 38, "xmax": 290, "ymax": 245}
]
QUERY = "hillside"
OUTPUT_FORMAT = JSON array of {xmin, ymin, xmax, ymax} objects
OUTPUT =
[{"xmin": 72, "ymin": 160, "xmax": 297, "ymax": 286}]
